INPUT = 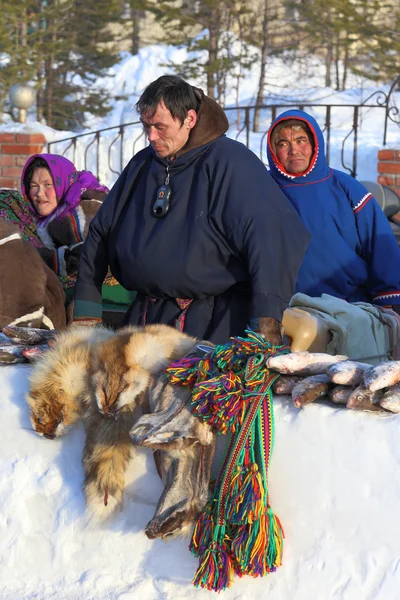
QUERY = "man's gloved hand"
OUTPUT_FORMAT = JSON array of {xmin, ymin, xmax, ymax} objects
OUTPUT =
[{"xmin": 81, "ymin": 189, "xmax": 107, "ymax": 202}]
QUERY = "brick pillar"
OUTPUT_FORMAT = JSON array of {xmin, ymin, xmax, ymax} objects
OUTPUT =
[
  {"xmin": 0, "ymin": 133, "xmax": 46, "ymax": 190},
  {"xmin": 377, "ymin": 149, "xmax": 400, "ymax": 197}
]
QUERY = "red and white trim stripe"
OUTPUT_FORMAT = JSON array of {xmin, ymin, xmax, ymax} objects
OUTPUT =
[
  {"xmin": 267, "ymin": 116, "xmax": 319, "ymax": 180},
  {"xmin": 374, "ymin": 291, "xmax": 400, "ymax": 302},
  {"xmin": 353, "ymin": 192, "xmax": 373, "ymax": 214}
]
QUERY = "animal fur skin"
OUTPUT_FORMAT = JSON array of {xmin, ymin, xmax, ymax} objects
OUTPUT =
[
  {"xmin": 87, "ymin": 324, "xmax": 215, "ymax": 532},
  {"xmin": 27, "ymin": 326, "xmax": 115, "ymax": 438},
  {"xmin": 131, "ymin": 376, "xmax": 215, "ymax": 539},
  {"xmin": 26, "ymin": 324, "xmax": 216, "ymax": 536},
  {"xmin": 0, "ymin": 218, "xmax": 66, "ymax": 330}
]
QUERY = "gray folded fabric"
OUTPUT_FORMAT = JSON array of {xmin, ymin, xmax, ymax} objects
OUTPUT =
[{"xmin": 289, "ymin": 293, "xmax": 399, "ymax": 365}]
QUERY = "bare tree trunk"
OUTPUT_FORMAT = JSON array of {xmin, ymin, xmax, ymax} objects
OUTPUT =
[
  {"xmin": 36, "ymin": 3, "xmax": 45, "ymax": 123},
  {"xmin": 342, "ymin": 34, "xmax": 350, "ymax": 91},
  {"xmin": 19, "ymin": 7, "xmax": 28, "ymax": 78},
  {"xmin": 325, "ymin": 43, "xmax": 333, "ymax": 87},
  {"xmin": 217, "ymin": 8, "xmax": 230, "ymax": 105},
  {"xmin": 130, "ymin": 2, "xmax": 140, "ymax": 55},
  {"xmin": 207, "ymin": 15, "xmax": 219, "ymax": 99},
  {"xmin": 235, "ymin": 15, "xmax": 244, "ymax": 129},
  {"xmin": 334, "ymin": 36, "xmax": 340, "ymax": 91},
  {"xmin": 253, "ymin": 0, "xmax": 268, "ymax": 133},
  {"xmin": 36, "ymin": 77, "xmax": 44, "ymax": 123},
  {"xmin": 44, "ymin": 2, "xmax": 56, "ymax": 128},
  {"xmin": 45, "ymin": 57, "xmax": 54, "ymax": 127}
]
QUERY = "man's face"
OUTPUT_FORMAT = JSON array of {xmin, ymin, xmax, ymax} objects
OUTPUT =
[
  {"xmin": 141, "ymin": 100, "xmax": 195, "ymax": 158},
  {"xmin": 274, "ymin": 126, "xmax": 313, "ymax": 174}
]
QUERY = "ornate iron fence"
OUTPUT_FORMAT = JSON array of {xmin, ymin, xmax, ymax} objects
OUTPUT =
[{"xmin": 48, "ymin": 76, "xmax": 400, "ymax": 185}]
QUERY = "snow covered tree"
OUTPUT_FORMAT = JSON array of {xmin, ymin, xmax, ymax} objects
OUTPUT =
[
  {"xmin": 0, "ymin": 0, "xmax": 124, "ymax": 130},
  {"xmin": 42, "ymin": 0, "xmax": 123, "ymax": 130},
  {"xmin": 0, "ymin": 1, "xmax": 43, "ymax": 115},
  {"xmin": 285, "ymin": 0, "xmax": 400, "ymax": 89},
  {"xmin": 140, "ymin": 0, "xmax": 258, "ymax": 103}
]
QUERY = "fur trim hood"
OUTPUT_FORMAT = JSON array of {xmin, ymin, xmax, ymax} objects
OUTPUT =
[{"xmin": 179, "ymin": 88, "xmax": 229, "ymax": 155}]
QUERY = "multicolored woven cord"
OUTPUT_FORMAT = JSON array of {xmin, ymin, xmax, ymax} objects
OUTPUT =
[{"xmin": 164, "ymin": 330, "xmax": 289, "ymax": 591}]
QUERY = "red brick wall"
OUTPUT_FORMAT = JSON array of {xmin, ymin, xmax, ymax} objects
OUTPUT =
[
  {"xmin": 0, "ymin": 133, "xmax": 46, "ymax": 190},
  {"xmin": 378, "ymin": 149, "xmax": 400, "ymax": 197}
]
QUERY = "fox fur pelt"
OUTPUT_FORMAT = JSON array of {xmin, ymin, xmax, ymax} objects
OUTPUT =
[{"xmin": 26, "ymin": 324, "xmax": 215, "ymax": 537}]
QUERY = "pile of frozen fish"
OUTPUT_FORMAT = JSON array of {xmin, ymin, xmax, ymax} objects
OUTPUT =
[
  {"xmin": 0, "ymin": 325, "xmax": 55, "ymax": 364},
  {"xmin": 268, "ymin": 352, "xmax": 400, "ymax": 414}
]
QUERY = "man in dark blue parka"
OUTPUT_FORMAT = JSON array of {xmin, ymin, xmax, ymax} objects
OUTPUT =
[
  {"xmin": 267, "ymin": 110, "xmax": 400, "ymax": 312},
  {"xmin": 73, "ymin": 76, "xmax": 310, "ymax": 344}
]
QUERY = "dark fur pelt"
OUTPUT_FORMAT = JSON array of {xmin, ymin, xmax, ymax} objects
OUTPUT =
[
  {"xmin": 181, "ymin": 91, "xmax": 229, "ymax": 155},
  {"xmin": 37, "ymin": 195, "xmax": 106, "ymax": 277},
  {"xmin": 26, "ymin": 324, "xmax": 216, "ymax": 535},
  {"xmin": 0, "ymin": 218, "xmax": 66, "ymax": 330}
]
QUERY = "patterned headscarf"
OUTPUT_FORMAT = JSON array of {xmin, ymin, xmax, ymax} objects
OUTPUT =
[
  {"xmin": 21, "ymin": 153, "xmax": 109, "ymax": 225},
  {"xmin": 0, "ymin": 189, "xmax": 42, "ymax": 248}
]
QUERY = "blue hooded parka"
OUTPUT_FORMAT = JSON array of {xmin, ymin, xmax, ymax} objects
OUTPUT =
[{"xmin": 267, "ymin": 109, "xmax": 400, "ymax": 307}]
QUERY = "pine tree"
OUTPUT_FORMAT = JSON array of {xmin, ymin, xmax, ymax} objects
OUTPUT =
[
  {"xmin": 0, "ymin": 1, "xmax": 43, "ymax": 114},
  {"xmin": 140, "ymin": 0, "xmax": 258, "ymax": 103},
  {"xmin": 350, "ymin": 1, "xmax": 400, "ymax": 82},
  {"xmin": 0, "ymin": 0, "xmax": 125, "ymax": 130},
  {"xmin": 43, "ymin": 0, "xmax": 124, "ymax": 130},
  {"xmin": 284, "ymin": 0, "xmax": 400, "ymax": 89}
]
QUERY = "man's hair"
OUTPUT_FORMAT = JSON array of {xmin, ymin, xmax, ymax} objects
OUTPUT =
[
  {"xmin": 23, "ymin": 156, "xmax": 51, "ymax": 192},
  {"xmin": 136, "ymin": 75, "xmax": 202, "ymax": 125},
  {"xmin": 271, "ymin": 119, "xmax": 314, "ymax": 153}
]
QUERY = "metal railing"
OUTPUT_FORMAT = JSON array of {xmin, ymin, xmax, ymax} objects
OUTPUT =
[{"xmin": 48, "ymin": 76, "xmax": 400, "ymax": 183}]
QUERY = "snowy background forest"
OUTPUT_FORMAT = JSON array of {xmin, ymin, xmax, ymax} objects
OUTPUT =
[
  {"xmin": 1, "ymin": 2, "xmax": 400, "ymax": 599},
  {"xmin": 1, "ymin": 1, "xmax": 399, "ymax": 186}
]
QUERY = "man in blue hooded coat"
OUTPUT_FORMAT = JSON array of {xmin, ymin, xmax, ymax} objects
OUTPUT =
[
  {"xmin": 267, "ymin": 109, "xmax": 400, "ymax": 311},
  {"xmin": 73, "ymin": 77, "xmax": 310, "ymax": 344}
]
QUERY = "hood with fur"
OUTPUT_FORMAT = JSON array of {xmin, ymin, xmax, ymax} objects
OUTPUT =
[{"xmin": 179, "ymin": 88, "xmax": 229, "ymax": 156}]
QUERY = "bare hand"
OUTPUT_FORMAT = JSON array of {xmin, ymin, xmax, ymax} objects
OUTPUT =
[{"xmin": 258, "ymin": 317, "xmax": 283, "ymax": 346}]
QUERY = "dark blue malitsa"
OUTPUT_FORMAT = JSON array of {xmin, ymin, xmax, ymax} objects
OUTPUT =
[{"xmin": 73, "ymin": 100, "xmax": 310, "ymax": 343}]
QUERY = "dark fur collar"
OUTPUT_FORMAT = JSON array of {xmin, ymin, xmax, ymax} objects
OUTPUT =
[{"xmin": 178, "ymin": 90, "xmax": 229, "ymax": 156}]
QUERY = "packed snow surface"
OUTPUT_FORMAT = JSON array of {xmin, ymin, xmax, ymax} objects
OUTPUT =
[{"xmin": 2, "ymin": 364, "xmax": 400, "ymax": 600}]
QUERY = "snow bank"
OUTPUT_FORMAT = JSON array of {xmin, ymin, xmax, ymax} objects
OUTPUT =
[{"xmin": 2, "ymin": 364, "xmax": 400, "ymax": 600}]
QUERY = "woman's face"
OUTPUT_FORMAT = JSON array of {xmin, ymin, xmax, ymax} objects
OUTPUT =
[{"xmin": 28, "ymin": 167, "xmax": 57, "ymax": 217}]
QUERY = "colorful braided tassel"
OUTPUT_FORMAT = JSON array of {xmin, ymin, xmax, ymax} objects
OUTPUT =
[{"xmin": 165, "ymin": 330, "xmax": 289, "ymax": 592}]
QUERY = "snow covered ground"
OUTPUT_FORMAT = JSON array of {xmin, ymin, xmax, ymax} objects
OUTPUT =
[{"xmin": 2, "ymin": 363, "xmax": 400, "ymax": 600}]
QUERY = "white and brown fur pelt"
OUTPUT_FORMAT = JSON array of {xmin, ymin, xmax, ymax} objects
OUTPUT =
[
  {"xmin": 26, "ymin": 324, "xmax": 216, "ymax": 536},
  {"xmin": 0, "ymin": 218, "xmax": 66, "ymax": 330}
]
